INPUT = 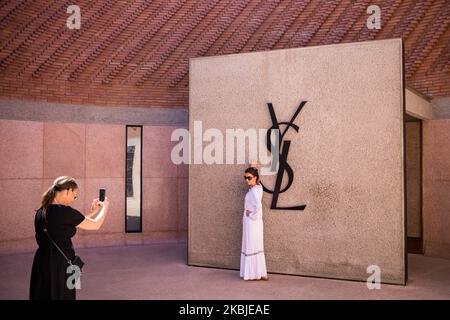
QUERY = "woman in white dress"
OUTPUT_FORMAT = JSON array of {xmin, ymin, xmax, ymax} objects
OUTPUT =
[{"xmin": 240, "ymin": 166, "xmax": 268, "ymax": 281}]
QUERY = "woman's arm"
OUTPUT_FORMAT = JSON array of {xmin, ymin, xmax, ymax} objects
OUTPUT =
[
  {"xmin": 247, "ymin": 191, "xmax": 262, "ymax": 220},
  {"xmin": 85, "ymin": 198, "xmax": 101, "ymax": 218},
  {"xmin": 77, "ymin": 198, "xmax": 110, "ymax": 231},
  {"xmin": 245, "ymin": 193, "xmax": 255, "ymax": 217}
]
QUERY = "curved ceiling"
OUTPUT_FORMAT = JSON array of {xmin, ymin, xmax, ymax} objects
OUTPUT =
[{"xmin": 0, "ymin": 0, "xmax": 448, "ymax": 107}]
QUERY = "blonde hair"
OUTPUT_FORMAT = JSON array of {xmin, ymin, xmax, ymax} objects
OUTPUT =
[{"xmin": 40, "ymin": 176, "xmax": 78, "ymax": 215}]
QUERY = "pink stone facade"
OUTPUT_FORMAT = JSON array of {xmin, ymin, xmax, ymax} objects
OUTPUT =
[
  {"xmin": 0, "ymin": 119, "xmax": 188, "ymax": 254},
  {"xmin": 422, "ymin": 119, "xmax": 450, "ymax": 259}
]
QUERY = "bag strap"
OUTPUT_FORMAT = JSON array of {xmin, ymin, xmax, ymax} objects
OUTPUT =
[{"xmin": 39, "ymin": 208, "xmax": 73, "ymax": 266}]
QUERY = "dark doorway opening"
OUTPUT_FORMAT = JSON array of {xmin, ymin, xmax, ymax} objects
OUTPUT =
[{"xmin": 405, "ymin": 114, "xmax": 423, "ymax": 254}]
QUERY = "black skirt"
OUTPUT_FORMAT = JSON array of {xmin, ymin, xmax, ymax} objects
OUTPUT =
[{"xmin": 29, "ymin": 247, "xmax": 76, "ymax": 300}]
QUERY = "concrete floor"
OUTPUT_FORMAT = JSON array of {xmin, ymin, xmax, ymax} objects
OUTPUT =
[{"xmin": 0, "ymin": 243, "xmax": 449, "ymax": 300}]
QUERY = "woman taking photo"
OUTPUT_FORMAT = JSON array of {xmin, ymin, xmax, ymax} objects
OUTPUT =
[
  {"xmin": 240, "ymin": 165, "xmax": 268, "ymax": 281},
  {"xmin": 29, "ymin": 176, "xmax": 110, "ymax": 300}
]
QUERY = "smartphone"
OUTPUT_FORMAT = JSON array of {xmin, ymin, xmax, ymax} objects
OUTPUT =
[{"xmin": 99, "ymin": 189, "xmax": 106, "ymax": 202}]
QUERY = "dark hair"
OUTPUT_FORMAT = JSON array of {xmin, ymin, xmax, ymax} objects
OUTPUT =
[
  {"xmin": 41, "ymin": 176, "xmax": 78, "ymax": 215},
  {"xmin": 245, "ymin": 167, "xmax": 260, "ymax": 185}
]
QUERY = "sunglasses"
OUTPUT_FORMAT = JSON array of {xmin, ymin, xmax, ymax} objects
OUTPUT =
[{"xmin": 244, "ymin": 175, "xmax": 254, "ymax": 181}]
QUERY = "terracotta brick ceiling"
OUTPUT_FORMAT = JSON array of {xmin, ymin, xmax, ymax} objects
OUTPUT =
[{"xmin": 0, "ymin": 0, "xmax": 449, "ymax": 108}]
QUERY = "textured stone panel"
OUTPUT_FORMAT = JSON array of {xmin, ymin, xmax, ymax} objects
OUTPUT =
[{"xmin": 189, "ymin": 39, "xmax": 406, "ymax": 284}]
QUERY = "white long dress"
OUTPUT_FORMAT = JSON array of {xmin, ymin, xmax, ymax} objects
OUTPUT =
[{"xmin": 240, "ymin": 184, "xmax": 267, "ymax": 280}]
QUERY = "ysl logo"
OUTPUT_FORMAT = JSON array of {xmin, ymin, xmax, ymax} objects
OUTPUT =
[{"xmin": 262, "ymin": 101, "xmax": 307, "ymax": 210}]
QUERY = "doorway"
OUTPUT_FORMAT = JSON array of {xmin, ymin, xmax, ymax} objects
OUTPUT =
[{"xmin": 405, "ymin": 114, "xmax": 423, "ymax": 254}]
